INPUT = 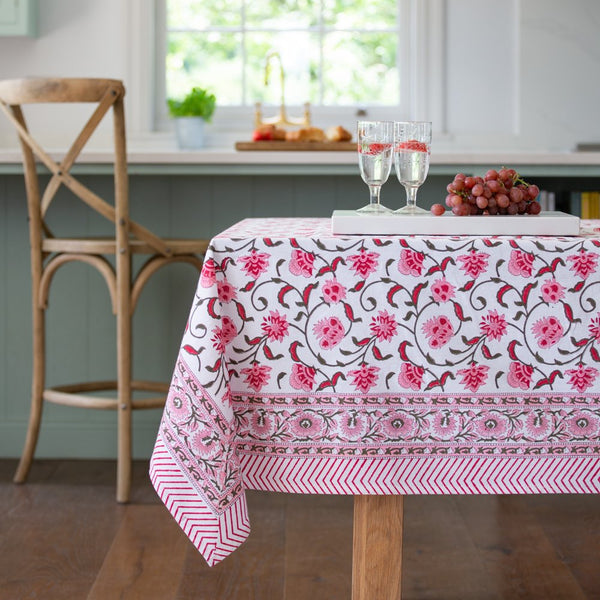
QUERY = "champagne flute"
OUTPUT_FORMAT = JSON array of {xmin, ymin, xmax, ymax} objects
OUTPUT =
[
  {"xmin": 393, "ymin": 121, "xmax": 432, "ymax": 214},
  {"xmin": 356, "ymin": 120, "xmax": 393, "ymax": 214}
]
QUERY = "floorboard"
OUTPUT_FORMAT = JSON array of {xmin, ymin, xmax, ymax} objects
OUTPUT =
[
  {"xmin": 283, "ymin": 494, "xmax": 353, "ymax": 600},
  {"xmin": 455, "ymin": 495, "xmax": 588, "ymax": 600},
  {"xmin": 0, "ymin": 459, "xmax": 599, "ymax": 600},
  {"xmin": 402, "ymin": 496, "xmax": 500, "ymax": 600},
  {"xmin": 88, "ymin": 505, "xmax": 189, "ymax": 600}
]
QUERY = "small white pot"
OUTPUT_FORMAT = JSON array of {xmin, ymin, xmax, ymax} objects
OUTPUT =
[{"xmin": 174, "ymin": 117, "xmax": 206, "ymax": 149}]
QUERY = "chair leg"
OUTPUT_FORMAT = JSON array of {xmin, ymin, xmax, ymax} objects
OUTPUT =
[
  {"xmin": 116, "ymin": 257, "xmax": 133, "ymax": 503},
  {"xmin": 14, "ymin": 304, "xmax": 45, "ymax": 483},
  {"xmin": 116, "ymin": 401, "xmax": 132, "ymax": 503},
  {"xmin": 115, "ymin": 317, "xmax": 132, "ymax": 502}
]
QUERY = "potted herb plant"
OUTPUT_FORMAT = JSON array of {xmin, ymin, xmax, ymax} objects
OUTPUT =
[{"xmin": 167, "ymin": 86, "xmax": 216, "ymax": 149}]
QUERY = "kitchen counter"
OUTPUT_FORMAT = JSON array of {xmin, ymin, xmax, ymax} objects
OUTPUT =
[{"xmin": 0, "ymin": 147, "xmax": 599, "ymax": 177}]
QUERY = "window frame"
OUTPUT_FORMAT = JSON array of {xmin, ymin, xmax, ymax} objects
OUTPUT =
[{"xmin": 127, "ymin": 0, "xmax": 446, "ymax": 143}]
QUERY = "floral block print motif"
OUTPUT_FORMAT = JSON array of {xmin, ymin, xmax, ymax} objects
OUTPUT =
[
  {"xmin": 183, "ymin": 218, "xmax": 600, "ymax": 398},
  {"xmin": 151, "ymin": 218, "xmax": 600, "ymax": 565}
]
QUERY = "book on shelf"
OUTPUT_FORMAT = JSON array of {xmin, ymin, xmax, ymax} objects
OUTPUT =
[
  {"xmin": 566, "ymin": 191, "xmax": 600, "ymax": 218},
  {"xmin": 581, "ymin": 191, "xmax": 600, "ymax": 219},
  {"xmin": 538, "ymin": 190, "xmax": 556, "ymax": 212},
  {"xmin": 570, "ymin": 192, "xmax": 581, "ymax": 217}
]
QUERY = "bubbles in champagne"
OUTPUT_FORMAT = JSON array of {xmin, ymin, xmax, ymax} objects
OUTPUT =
[
  {"xmin": 358, "ymin": 143, "xmax": 393, "ymax": 186},
  {"xmin": 394, "ymin": 150, "xmax": 429, "ymax": 187}
]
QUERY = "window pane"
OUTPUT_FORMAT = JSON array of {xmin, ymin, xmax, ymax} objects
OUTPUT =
[
  {"xmin": 322, "ymin": 32, "xmax": 398, "ymax": 105},
  {"xmin": 163, "ymin": 1, "xmax": 402, "ymax": 110},
  {"xmin": 167, "ymin": 0, "xmax": 241, "ymax": 29},
  {"xmin": 322, "ymin": 0, "xmax": 396, "ymax": 29},
  {"xmin": 245, "ymin": 0, "xmax": 319, "ymax": 29},
  {"xmin": 246, "ymin": 32, "xmax": 318, "ymax": 106},
  {"xmin": 166, "ymin": 32, "xmax": 243, "ymax": 104}
]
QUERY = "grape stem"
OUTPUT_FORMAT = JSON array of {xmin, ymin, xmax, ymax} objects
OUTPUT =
[{"xmin": 500, "ymin": 165, "xmax": 529, "ymax": 188}]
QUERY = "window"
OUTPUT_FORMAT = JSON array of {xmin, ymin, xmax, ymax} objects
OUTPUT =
[
  {"xmin": 147, "ymin": 0, "xmax": 444, "ymax": 136},
  {"xmin": 164, "ymin": 0, "xmax": 399, "ymax": 108}
]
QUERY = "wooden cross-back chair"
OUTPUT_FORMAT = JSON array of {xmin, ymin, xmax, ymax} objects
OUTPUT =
[{"xmin": 0, "ymin": 78, "xmax": 209, "ymax": 502}]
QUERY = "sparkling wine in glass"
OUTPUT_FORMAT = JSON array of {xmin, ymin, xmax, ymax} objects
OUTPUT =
[
  {"xmin": 356, "ymin": 120, "xmax": 393, "ymax": 214},
  {"xmin": 393, "ymin": 121, "xmax": 432, "ymax": 214}
]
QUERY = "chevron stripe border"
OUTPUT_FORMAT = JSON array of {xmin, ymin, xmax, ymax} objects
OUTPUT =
[
  {"xmin": 239, "ymin": 454, "xmax": 600, "ymax": 495},
  {"xmin": 150, "ymin": 437, "xmax": 251, "ymax": 566}
]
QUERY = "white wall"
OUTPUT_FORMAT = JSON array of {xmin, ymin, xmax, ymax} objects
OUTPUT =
[
  {"xmin": 445, "ymin": 0, "xmax": 520, "ymax": 138},
  {"xmin": 0, "ymin": 0, "xmax": 599, "ymax": 152},
  {"xmin": 519, "ymin": 0, "xmax": 600, "ymax": 150},
  {"xmin": 441, "ymin": 0, "xmax": 600, "ymax": 151},
  {"xmin": 0, "ymin": 0, "xmax": 130, "ymax": 148}
]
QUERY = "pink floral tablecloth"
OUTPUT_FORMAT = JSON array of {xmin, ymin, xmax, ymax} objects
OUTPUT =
[{"xmin": 150, "ymin": 218, "xmax": 600, "ymax": 565}]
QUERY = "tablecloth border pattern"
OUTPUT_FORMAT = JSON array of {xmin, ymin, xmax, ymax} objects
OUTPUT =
[
  {"xmin": 151, "ymin": 415, "xmax": 600, "ymax": 566},
  {"xmin": 150, "ymin": 437, "xmax": 250, "ymax": 566},
  {"xmin": 150, "ymin": 353, "xmax": 600, "ymax": 565},
  {"xmin": 240, "ymin": 453, "xmax": 600, "ymax": 495}
]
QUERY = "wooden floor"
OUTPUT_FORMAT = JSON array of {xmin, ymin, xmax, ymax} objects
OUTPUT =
[{"xmin": 1, "ymin": 459, "xmax": 599, "ymax": 600}]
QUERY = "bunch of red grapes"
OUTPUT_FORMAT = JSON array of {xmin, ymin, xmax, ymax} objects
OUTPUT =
[{"xmin": 437, "ymin": 168, "xmax": 541, "ymax": 216}]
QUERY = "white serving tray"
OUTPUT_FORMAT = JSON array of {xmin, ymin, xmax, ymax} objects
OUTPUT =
[{"xmin": 331, "ymin": 210, "xmax": 581, "ymax": 236}]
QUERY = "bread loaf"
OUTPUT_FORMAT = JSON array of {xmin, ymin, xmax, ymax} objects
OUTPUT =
[
  {"xmin": 285, "ymin": 127, "xmax": 326, "ymax": 142},
  {"xmin": 325, "ymin": 125, "xmax": 352, "ymax": 142}
]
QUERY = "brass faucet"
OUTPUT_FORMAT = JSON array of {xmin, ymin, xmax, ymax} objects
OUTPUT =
[{"xmin": 254, "ymin": 50, "xmax": 311, "ymax": 128}]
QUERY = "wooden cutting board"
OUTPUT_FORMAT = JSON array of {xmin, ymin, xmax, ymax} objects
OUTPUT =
[{"xmin": 235, "ymin": 141, "xmax": 356, "ymax": 151}]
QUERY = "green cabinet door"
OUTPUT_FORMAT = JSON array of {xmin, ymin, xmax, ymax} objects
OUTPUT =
[{"xmin": 0, "ymin": 0, "xmax": 36, "ymax": 36}]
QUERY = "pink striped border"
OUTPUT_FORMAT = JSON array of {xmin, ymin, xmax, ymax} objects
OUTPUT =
[
  {"xmin": 239, "ymin": 453, "xmax": 600, "ymax": 495},
  {"xmin": 150, "ymin": 437, "xmax": 250, "ymax": 566}
]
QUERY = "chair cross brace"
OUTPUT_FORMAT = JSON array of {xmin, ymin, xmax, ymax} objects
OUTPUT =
[{"xmin": 0, "ymin": 88, "xmax": 172, "ymax": 256}]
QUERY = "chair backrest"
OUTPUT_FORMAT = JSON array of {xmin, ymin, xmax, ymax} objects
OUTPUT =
[{"xmin": 0, "ymin": 77, "xmax": 169, "ymax": 255}]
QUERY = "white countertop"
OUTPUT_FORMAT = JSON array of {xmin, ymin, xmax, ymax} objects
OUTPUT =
[
  {"xmin": 1, "ymin": 145, "xmax": 599, "ymax": 178},
  {"xmin": 0, "ymin": 146, "xmax": 599, "ymax": 166}
]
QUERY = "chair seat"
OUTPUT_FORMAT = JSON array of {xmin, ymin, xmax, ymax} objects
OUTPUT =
[{"xmin": 42, "ymin": 236, "xmax": 209, "ymax": 255}]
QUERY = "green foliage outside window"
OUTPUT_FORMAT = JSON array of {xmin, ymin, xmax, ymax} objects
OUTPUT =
[{"xmin": 166, "ymin": 0, "xmax": 399, "ymax": 108}]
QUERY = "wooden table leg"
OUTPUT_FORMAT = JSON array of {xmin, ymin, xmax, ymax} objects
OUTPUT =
[{"xmin": 352, "ymin": 495, "xmax": 404, "ymax": 600}]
